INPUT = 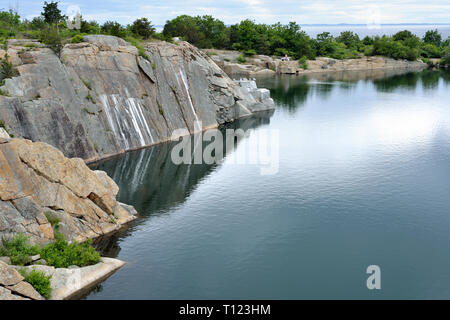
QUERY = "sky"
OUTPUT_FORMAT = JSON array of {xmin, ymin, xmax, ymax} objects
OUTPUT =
[{"xmin": 3, "ymin": 0, "xmax": 450, "ymax": 26}]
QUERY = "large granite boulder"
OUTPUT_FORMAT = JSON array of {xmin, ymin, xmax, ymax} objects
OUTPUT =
[{"xmin": 0, "ymin": 138, "xmax": 137, "ymax": 244}]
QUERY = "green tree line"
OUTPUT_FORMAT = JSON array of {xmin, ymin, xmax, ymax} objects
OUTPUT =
[{"xmin": 1, "ymin": 2, "xmax": 449, "ymax": 64}]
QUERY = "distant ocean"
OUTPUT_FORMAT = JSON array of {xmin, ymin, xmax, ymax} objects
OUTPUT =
[{"xmin": 300, "ymin": 24, "xmax": 450, "ymax": 39}]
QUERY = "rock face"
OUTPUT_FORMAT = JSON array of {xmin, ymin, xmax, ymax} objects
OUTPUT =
[
  {"xmin": 0, "ymin": 138, "xmax": 137, "ymax": 244},
  {"xmin": 0, "ymin": 36, "xmax": 274, "ymax": 162}
]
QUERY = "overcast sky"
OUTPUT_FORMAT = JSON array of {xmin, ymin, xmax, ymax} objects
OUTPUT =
[{"xmin": 4, "ymin": 0, "xmax": 450, "ymax": 25}]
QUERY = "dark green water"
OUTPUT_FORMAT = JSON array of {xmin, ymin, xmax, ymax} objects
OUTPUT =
[{"xmin": 87, "ymin": 69, "xmax": 450, "ymax": 299}]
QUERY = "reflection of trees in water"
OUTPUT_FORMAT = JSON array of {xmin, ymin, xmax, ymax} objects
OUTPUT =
[
  {"xmin": 88, "ymin": 112, "xmax": 273, "ymax": 255},
  {"xmin": 255, "ymin": 68, "xmax": 429, "ymax": 111},
  {"xmin": 373, "ymin": 69, "xmax": 450, "ymax": 92}
]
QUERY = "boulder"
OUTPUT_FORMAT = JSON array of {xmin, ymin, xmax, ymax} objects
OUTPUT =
[
  {"xmin": 0, "ymin": 261, "xmax": 24, "ymax": 286},
  {"xmin": 0, "ymin": 286, "xmax": 29, "ymax": 300},
  {"xmin": 0, "ymin": 128, "xmax": 9, "ymax": 140},
  {"xmin": 7, "ymin": 281, "xmax": 44, "ymax": 300}
]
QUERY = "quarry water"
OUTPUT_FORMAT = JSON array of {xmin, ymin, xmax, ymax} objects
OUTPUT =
[{"xmin": 87, "ymin": 69, "xmax": 450, "ymax": 299}]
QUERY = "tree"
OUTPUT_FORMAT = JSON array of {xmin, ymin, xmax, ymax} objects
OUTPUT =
[
  {"xmin": 130, "ymin": 18, "xmax": 155, "ymax": 39},
  {"xmin": 336, "ymin": 31, "xmax": 361, "ymax": 50},
  {"xmin": 163, "ymin": 15, "xmax": 205, "ymax": 47},
  {"xmin": 0, "ymin": 9, "xmax": 20, "ymax": 35},
  {"xmin": 41, "ymin": 1, "xmax": 64, "ymax": 27},
  {"xmin": 423, "ymin": 29, "xmax": 442, "ymax": 47},
  {"xmin": 194, "ymin": 15, "xmax": 228, "ymax": 48},
  {"xmin": 29, "ymin": 16, "xmax": 46, "ymax": 30},
  {"xmin": 101, "ymin": 21, "xmax": 126, "ymax": 37}
]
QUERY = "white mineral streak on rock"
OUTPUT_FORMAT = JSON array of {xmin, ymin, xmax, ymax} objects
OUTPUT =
[{"xmin": 179, "ymin": 68, "xmax": 202, "ymax": 133}]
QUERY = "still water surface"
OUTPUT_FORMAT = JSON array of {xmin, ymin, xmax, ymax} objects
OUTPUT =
[{"xmin": 87, "ymin": 69, "xmax": 450, "ymax": 299}]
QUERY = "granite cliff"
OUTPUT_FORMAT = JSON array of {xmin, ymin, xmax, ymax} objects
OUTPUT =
[
  {"xmin": 0, "ymin": 36, "xmax": 274, "ymax": 162},
  {"xmin": 0, "ymin": 136, "xmax": 137, "ymax": 244}
]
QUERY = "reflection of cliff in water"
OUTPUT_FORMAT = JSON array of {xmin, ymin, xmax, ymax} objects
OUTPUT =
[
  {"xmin": 256, "ymin": 69, "xmax": 450, "ymax": 111},
  {"xmin": 88, "ymin": 111, "xmax": 273, "ymax": 255},
  {"xmin": 373, "ymin": 69, "xmax": 450, "ymax": 92}
]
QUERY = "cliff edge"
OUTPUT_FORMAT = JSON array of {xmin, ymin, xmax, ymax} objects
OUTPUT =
[{"xmin": 0, "ymin": 36, "xmax": 274, "ymax": 162}]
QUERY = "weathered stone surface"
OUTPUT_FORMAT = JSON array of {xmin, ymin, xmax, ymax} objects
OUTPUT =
[
  {"xmin": 0, "ymin": 128, "xmax": 9, "ymax": 140},
  {"xmin": 7, "ymin": 281, "xmax": 44, "ymax": 300},
  {"xmin": 0, "ymin": 138, "xmax": 137, "ymax": 243},
  {"xmin": 0, "ymin": 257, "xmax": 11, "ymax": 265},
  {"xmin": 0, "ymin": 37, "xmax": 274, "ymax": 163},
  {"xmin": 16, "ymin": 257, "xmax": 125, "ymax": 300},
  {"xmin": 0, "ymin": 261, "xmax": 24, "ymax": 286},
  {"xmin": 0, "ymin": 286, "xmax": 29, "ymax": 300}
]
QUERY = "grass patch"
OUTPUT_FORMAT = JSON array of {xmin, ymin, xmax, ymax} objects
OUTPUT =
[
  {"xmin": 40, "ymin": 233, "xmax": 100, "ymax": 268},
  {"xmin": 151, "ymin": 62, "xmax": 156, "ymax": 70},
  {"xmin": 237, "ymin": 54, "xmax": 246, "ymax": 64},
  {"xmin": 44, "ymin": 211, "xmax": 60, "ymax": 228},
  {"xmin": 0, "ymin": 234, "xmax": 40, "ymax": 266},
  {"xmin": 1, "ymin": 232, "xmax": 101, "ymax": 269},
  {"xmin": 0, "ymin": 88, "xmax": 9, "ymax": 96},
  {"xmin": 125, "ymin": 36, "xmax": 150, "ymax": 60},
  {"xmin": 81, "ymin": 78, "xmax": 92, "ymax": 90},
  {"xmin": 19, "ymin": 269, "xmax": 52, "ymax": 299},
  {"xmin": 85, "ymin": 93, "xmax": 96, "ymax": 104}
]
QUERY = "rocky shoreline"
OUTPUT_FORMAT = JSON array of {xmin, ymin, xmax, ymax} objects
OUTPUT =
[{"xmin": 203, "ymin": 49, "xmax": 428, "ymax": 77}]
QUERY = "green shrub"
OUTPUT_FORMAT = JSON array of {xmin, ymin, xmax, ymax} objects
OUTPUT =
[
  {"xmin": 39, "ymin": 27, "xmax": 63, "ymax": 56},
  {"xmin": 421, "ymin": 57, "xmax": 432, "ymax": 65},
  {"xmin": 0, "ymin": 234, "xmax": 40, "ymax": 266},
  {"xmin": 70, "ymin": 34, "xmax": 84, "ymax": 44},
  {"xmin": 124, "ymin": 36, "xmax": 149, "ymax": 60},
  {"xmin": 0, "ymin": 54, "xmax": 16, "ymax": 82},
  {"xmin": 421, "ymin": 43, "xmax": 442, "ymax": 58},
  {"xmin": 44, "ymin": 211, "xmax": 60, "ymax": 228},
  {"xmin": 298, "ymin": 56, "xmax": 308, "ymax": 69},
  {"xmin": 237, "ymin": 54, "xmax": 246, "ymax": 63},
  {"xmin": 20, "ymin": 269, "xmax": 52, "ymax": 299},
  {"xmin": 81, "ymin": 78, "xmax": 92, "ymax": 90},
  {"xmin": 85, "ymin": 93, "xmax": 96, "ymax": 103},
  {"xmin": 243, "ymin": 49, "xmax": 256, "ymax": 57},
  {"xmin": 441, "ymin": 50, "xmax": 450, "ymax": 65},
  {"xmin": 40, "ymin": 233, "xmax": 100, "ymax": 268}
]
